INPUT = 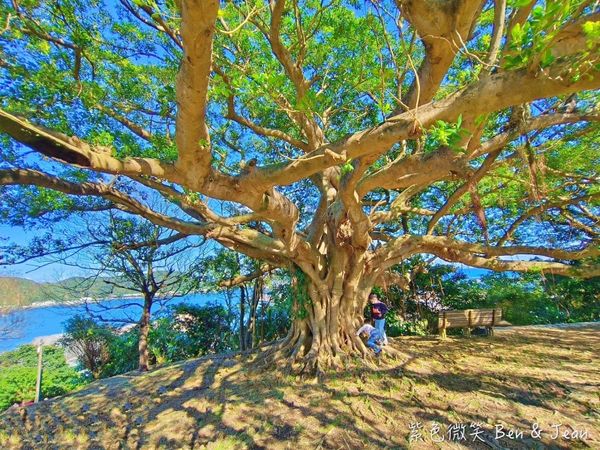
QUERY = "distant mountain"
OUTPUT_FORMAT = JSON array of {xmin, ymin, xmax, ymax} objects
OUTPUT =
[
  {"xmin": 0, "ymin": 277, "xmax": 45, "ymax": 306},
  {"xmin": 0, "ymin": 267, "xmax": 491, "ymax": 309},
  {"xmin": 0, "ymin": 276, "xmax": 138, "ymax": 308}
]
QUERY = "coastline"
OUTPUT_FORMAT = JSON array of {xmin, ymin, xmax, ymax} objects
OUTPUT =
[
  {"xmin": 0, "ymin": 291, "xmax": 217, "ymax": 354},
  {"xmin": 1, "ymin": 291, "xmax": 205, "ymax": 312},
  {"xmin": 0, "ymin": 294, "xmax": 144, "ymax": 312}
]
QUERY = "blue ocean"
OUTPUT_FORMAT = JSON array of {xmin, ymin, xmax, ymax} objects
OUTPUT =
[{"xmin": 0, "ymin": 292, "xmax": 225, "ymax": 353}]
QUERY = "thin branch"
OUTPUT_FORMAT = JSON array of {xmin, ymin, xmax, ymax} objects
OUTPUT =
[
  {"xmin": 484, "ymin": 0, "xmax": 507, "ymax": 70},
  {"xmin": 497, "ymin": 193, "xmax": 600, "ymax": 246}
]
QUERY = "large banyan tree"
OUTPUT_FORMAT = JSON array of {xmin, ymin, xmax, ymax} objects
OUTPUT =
[{"xmin": 0, "ymin": 0, "xmax": 599, "ymax": 372}]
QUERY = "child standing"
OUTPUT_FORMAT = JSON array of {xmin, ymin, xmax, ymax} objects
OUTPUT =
[{"xmin": 369, "ymin": 293, "xmax": 389, "ymax": 345}]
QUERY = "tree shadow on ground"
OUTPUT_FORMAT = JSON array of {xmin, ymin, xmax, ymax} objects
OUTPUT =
[{"xmin": 1, "ymin": 324, "xmax": 598, "ymax": 449}]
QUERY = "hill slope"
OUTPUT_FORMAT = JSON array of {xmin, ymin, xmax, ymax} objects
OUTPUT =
[
  {"xmin": 0, "ymin": 277, "xmax": 44, "ymax": 306},
  {"xmin": 1, "ymin": 324, "xmax": 598, "ymax": 449},
  {"xmin": 0, "ymin": 276, "xmax": 138, "ymax": 307}
]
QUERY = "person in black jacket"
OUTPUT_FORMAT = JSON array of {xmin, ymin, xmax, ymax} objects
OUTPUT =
[{"xmin": 369, "ymin": 293, "xmax": 389, "ymax": 345}]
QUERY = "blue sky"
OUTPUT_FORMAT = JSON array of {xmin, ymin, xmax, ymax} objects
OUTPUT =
[
  {"xmin": 0, "ymin": 224, "xmax": 90, "ymax": 281},
  {"xmin": 0, "ymin": 218, "xmax": 492, "ymax": 283}
]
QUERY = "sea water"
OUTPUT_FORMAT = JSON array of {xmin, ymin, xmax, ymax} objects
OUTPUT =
[{"xmin": 0, "ymin": 292, "xmax": 225, "ymax": 353}]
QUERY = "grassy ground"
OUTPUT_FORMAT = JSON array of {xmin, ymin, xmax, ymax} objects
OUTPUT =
[{"xmin": 1, "ymin": 323, "xmax": 599, "ymax": 449}]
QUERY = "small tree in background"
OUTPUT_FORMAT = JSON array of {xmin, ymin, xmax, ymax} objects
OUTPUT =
[
  {"xmin": 2, "ymin": 210, "xmax": 208, "ymax": 372},
  {"xmin": 60, "ymin": 315, "xmax": 114, "ymax": 379},
  {"xmin": 204, "ymin": 250, "xmax": 273, "ymax": 351},
  {"xmin": 38, "ymin": 211, "xmax": 209, "ymax": 371},
  {"xmin": 70, "ymin": 213, "xmax": 207, "ymax": 371}
]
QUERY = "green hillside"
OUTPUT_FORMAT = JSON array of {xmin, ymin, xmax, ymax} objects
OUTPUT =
[
  {"xmin": 0, "ymin": 276, "xmax": 138, "ymax": 308},
  {"xmin": 0, "ymin": 277, "xmax": 43, "ymax": 307}
]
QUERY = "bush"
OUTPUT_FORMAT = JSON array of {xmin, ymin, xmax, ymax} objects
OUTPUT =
[
  {"xmin": 148, "ymin": 317, "xmax": 196, "ymax": 364},
  {"xmin": 386, "ymin": 310, "xmax": 428, "ymax": 337},
  {"xmin": 60, "ymin": 315, "xmax": 115, "ymax": 378},
  {"xmin": 0, "ymin": 345, "xmax": 86, "ymax": 411},
  {"xmin": 101, "ymin": 329, "xmax": 139, "ymax": 377},
  {"xmin": 254, "ymin": 301, "xmax": 291, "ymax": 342},
  {"xmin": 381, "ymin": 262, "xmax": 600, "ymax": 330},
  {"xmin": 55, "ymin": 304, "xmax": 241, "ymax": 379},
  {"xmin": 0, "ymin": 366, "xmax": 36, "ymax": 410},
  {"xmin": 157, "ymin": 303, "xmax": 237, "ymax": 357}
]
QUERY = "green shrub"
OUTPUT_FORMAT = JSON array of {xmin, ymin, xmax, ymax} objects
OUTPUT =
[
  {"xmin": 148, "ymin": 317, "xmax": 195, "ymax": 364},
  {"xmin": 156, "ymin": 303, "xmax": 236, "ymax": 358},
  {"xmin": 54, "ymin": 303, "xmax": 241, "ymax": 379},
  {"xmin": 60, "ymin": 315, "xmax": 115, "ymax": 378},
  {"xmin": 386, "ymin": 310, "xmax": 428, "ymax": 337},
  {"xmin": 254, "ymin": 301, "xmax": 291, "ymax": 342},
  {"xmin": 381, "ymin": 261, "xmax": 600, "ymax": 329},
  {"xmin": 102, "ymin": 329, "xmax": 139, "ymax": 377},
  {"xmin": 0, "ymin": 345, "xmax": 86, "ymax": 411},
  {"xmin": 0, "ymin": 366, "xmax": 36, "ymax": 410}
]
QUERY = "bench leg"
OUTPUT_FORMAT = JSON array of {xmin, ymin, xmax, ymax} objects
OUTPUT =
[
  {"xmin": 488, "ymin": 327, "xmax": 494, "ymax": 337},
  {"xmin": 440, "ymin": 328, "xmax": 447, "ymax": 339},
  {"xmin": 464, "ymin": 327, "xmax": 471, "ymax": 337}
]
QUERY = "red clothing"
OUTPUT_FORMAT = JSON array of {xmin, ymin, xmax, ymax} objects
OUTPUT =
[{"xmin": 371, "ymin": 301, "xmax": 388, "ymax": 320}]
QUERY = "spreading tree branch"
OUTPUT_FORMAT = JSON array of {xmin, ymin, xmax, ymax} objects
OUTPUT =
[
  {"xmin": 174, "ymin": 0, "xmax": 219, "ymax": 179},
  {"xmin": 0, "ymin": 109, "xmax": 178, "ymax": 180},
  {"xmin": 395, "ymin": 0, "xmax": 485, "ymax": 109},
  {"xmin": 371, "ymin": 235, "xmax": 600, "ymax": 278}
]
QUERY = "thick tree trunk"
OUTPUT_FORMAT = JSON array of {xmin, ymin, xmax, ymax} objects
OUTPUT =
[
  {"xmin": 138, "ymin": 294, "xmax": 152, "ymax": 372},
  {"xmin": 257, "ymin": 253, "xmax": 377, "ymax": 375}
]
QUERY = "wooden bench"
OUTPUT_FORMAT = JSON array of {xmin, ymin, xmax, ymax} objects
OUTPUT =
[{"xmin": 438, "ymin": 308, "xmax": 511, "ymax": 338}]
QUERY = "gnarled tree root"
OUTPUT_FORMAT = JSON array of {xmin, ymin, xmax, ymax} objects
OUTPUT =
[{"xmin": 249, "ymin": 327, "xmax": 393, "ymax": 378}]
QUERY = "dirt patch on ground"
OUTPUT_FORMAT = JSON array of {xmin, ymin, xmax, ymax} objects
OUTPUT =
[{"xmin": 1, "ymin": 324, "xmax": 599, "ymax": 449}]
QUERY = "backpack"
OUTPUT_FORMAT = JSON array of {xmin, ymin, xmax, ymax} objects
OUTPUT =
[{"xmin": 371, "ymin": 302, "xmax": 388, "ymax": 319}]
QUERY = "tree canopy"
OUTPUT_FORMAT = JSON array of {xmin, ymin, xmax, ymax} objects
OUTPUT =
[{"xmin": 1, "ymin": 0, "xmax": 599, "ymax": 372}]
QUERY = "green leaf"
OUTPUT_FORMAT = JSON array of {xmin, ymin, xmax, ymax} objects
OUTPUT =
[
  {"xmin": 540, "ymin": 50, "xmax": 555, "ymax": 67},
  {"xmin": 511, "ymin": 23, "xmax": 524, "ymax": 45}
]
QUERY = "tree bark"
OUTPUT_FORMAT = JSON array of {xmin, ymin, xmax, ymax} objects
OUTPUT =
[
  {"xmin": 138, "ymin": 294, "xmax": 153, "ymax": 372},
  {"xmin": 239, "ymin": 286, "xmax": 246, "ymax": 351},
  {"xmin": 256, "ymin": 244, "xmax": 377, "ymax": 375},
  {"xmin": 246, "ymin": 277, "xmax": 262, "ymax": 349}
]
